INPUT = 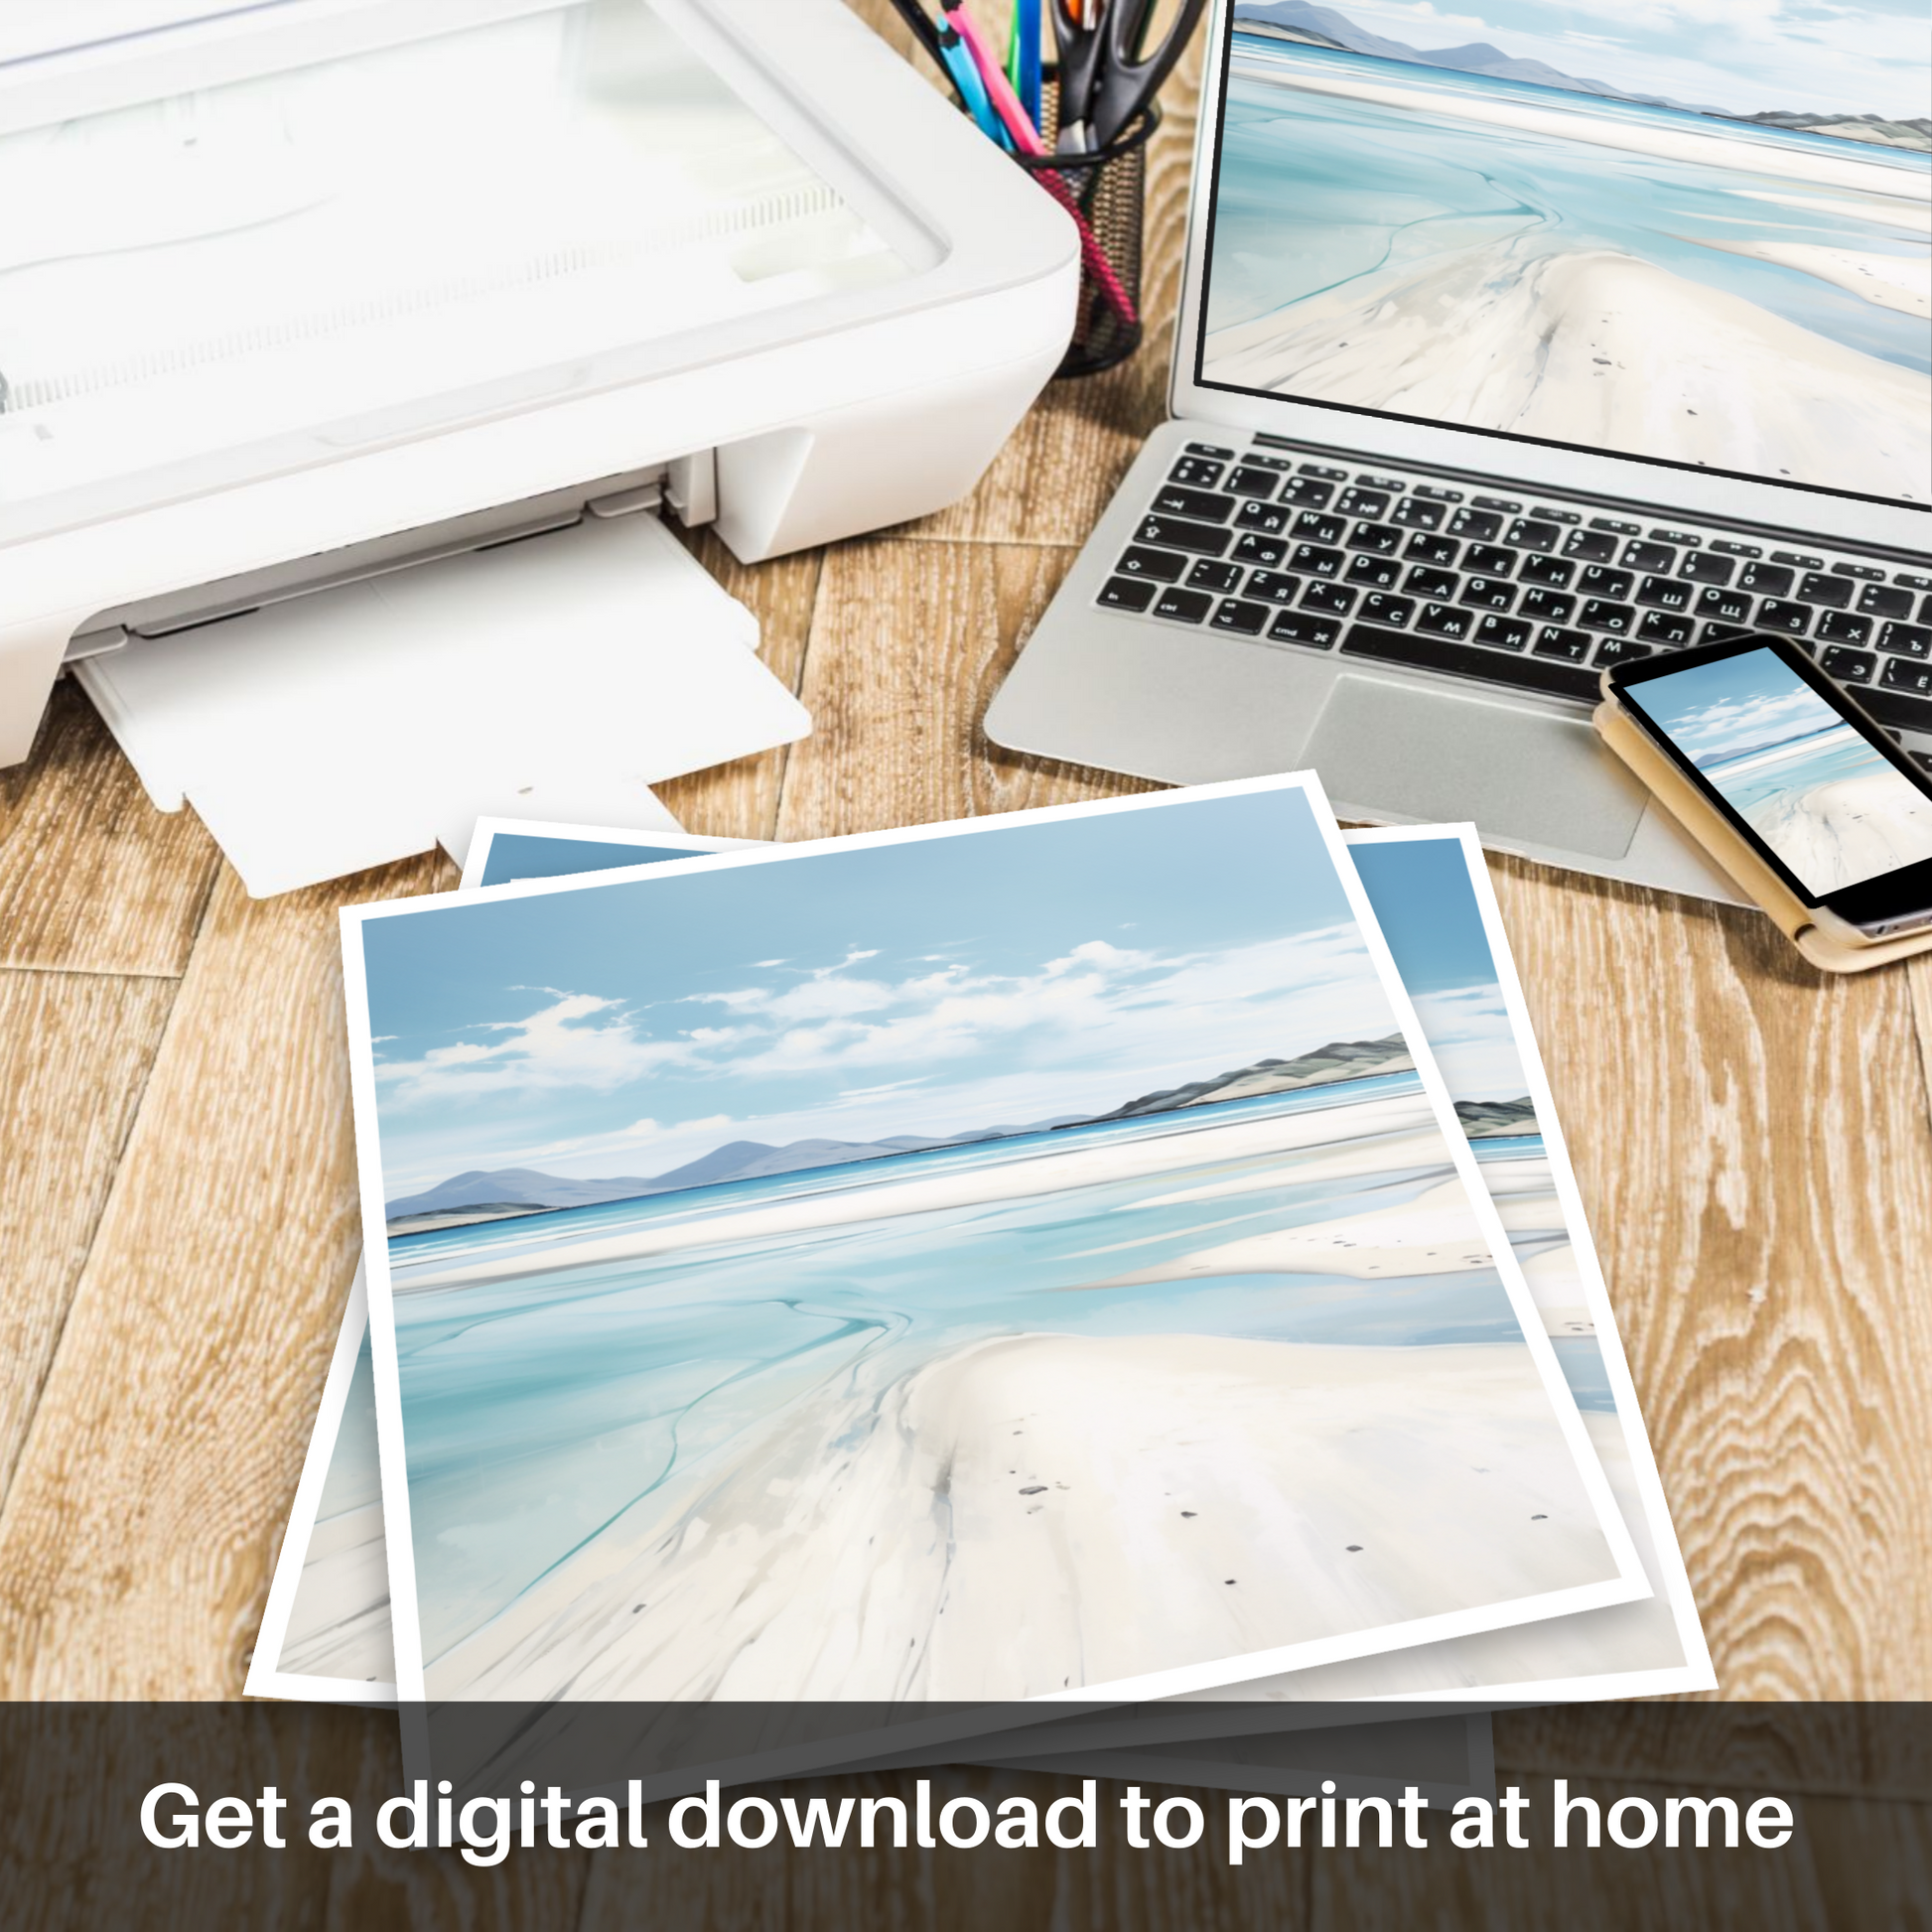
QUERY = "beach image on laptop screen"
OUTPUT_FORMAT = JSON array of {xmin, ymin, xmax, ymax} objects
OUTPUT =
[
  {"xmin": 1624, "ymin": 646, "xmax": 1932, "ymax": 894},
  {"xmin": 1198, "ymin": 2, "xmax": 1929, "ymax": 501}
]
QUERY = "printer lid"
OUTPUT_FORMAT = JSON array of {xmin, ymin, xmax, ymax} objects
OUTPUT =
[{"xmin": 0, "ymin": 0, "xmax": 943, "ymax": 549}]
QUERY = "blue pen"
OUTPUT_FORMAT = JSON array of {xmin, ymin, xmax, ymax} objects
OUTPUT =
[
  {"xmin": 1014, "ymin": 0, "xmax": 1042, "ymax": 131},
  {"xmin": 937, "ymin": 19, "xmax": 1010, "ymax": 148}
]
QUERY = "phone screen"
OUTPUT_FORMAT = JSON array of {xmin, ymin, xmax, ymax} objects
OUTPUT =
[{"xmin": 1618, "ymin": 643, "xmax": 1932, "ymax": 902}]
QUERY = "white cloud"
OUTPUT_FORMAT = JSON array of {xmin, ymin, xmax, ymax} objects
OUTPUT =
[{"xmin": 1409, "ymin": 985, "xmax": 1530, "ymax": 1104}]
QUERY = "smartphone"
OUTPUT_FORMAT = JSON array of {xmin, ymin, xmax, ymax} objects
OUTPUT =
[{"xmin": 1604, "ymin": 634, "xmax": 1932, "ymax": 943}]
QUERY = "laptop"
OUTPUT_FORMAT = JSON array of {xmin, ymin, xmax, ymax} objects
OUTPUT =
[{"xmin": 986, "ymin": 0, "xmax": 1931, "ymax": 898}]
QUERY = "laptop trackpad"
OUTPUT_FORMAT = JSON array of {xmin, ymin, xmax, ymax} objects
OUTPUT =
[{"xmin": 1305, "ymin": 675, "xmax": 1648, "ymax": 859}]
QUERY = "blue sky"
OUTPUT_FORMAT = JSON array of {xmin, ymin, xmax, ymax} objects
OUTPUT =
[
  {"xmin": 1628, "ymin": 646, "xmax": 1845, "ymax": 763},
  {"xmin": 1245, "ymin": 0, "xmax": 1928, "ymax": 121},
  {"xmin": 360, "ymin": 790, "xmax": 1404, "ymax": 1198}
]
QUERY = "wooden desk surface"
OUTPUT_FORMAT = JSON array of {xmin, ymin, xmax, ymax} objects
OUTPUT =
[{"xmin": 1, "ymin": 8, "xmax": 1927, "ymax": 1923}]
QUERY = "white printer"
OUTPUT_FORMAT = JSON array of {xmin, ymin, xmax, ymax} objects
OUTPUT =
[{"xmin": 0, "ymin": 0, "xmax": 1077, "ymax": 889}]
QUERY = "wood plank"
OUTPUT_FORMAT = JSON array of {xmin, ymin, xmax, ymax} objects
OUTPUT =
[
  {"xmin": 0, "ymin": 970, "xmax": 178, "ymax": 1505},
  {"xmin": 774, "ymin": 539, "xmax": 1160, "ymax": 841},
  {"xmin": 1483, "ymin": 853, "xmax": 1932, "ymax": 1699},
  {"xmin": 654, "ymin": 530, "xmax": 821, "ymax": 843},
  {"xmin": 0, "ymin": 855, "xmax": 448, "ymax": 1698},
  {"xmin": 0, "ymin": 680, "xmax": 220, "ymax": 977}
]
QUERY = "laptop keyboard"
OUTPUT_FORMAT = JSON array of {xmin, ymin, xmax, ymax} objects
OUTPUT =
[{"xmin": 1097, "ymin": 441, "xmax": 1932, "ymax": 760}]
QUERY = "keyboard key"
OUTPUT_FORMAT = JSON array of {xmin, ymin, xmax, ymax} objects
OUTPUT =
[
  {"xmin": 1347, "ymin": 521, "xmax": 1404, "ymax": 556},
  {"xmin": 1417, "ymin": 603, "xmax": 1474, "ymax": 639},
  {"xmin": 1923, "ymin": 595, "xmax": 1932, "ymax": 623},
  {"xmin": 1302, "ymin": 581, "xmax": 1357, "ymax": 617},
  {"xmin": 1184, "ymin": 441, "xmax": 1235, "ymax": 459},
  {"xmin": 1345, "ymin": 554, "xmax": 1402, "ymax": 589},
  {"xmin": 1702, "ymin": 621, "xmax": 1760, "ymax": 643},
  {"xmin": 1534, "ymin": 626, "xmax": 1592, "ymax": 661},
  {"xmin": 1756, "ymin": 599, "xmax": 1811, "ymax": 635},
  {"xmin": 1280, "ymin": 476, "xmax": 1336, "ymax": 507},
  {"xmin": 1831, "ymin": 561, "xmax": 1885, "ymax": 581},
  {"xmin": 1881, "ymin": 656, "xmax": 1932, "ymax": 697},
  {"xmin": 1169, "ymin": 457, "xmax": 1225, "ymax": 487},
  {"xmin": 1342, "ymin": 621, "xmax": 1600, "ymax": 700},
  {"xmin": 1770, "ymin": 550, "xmax": 1823, "ymax": 570},
  {"xmin": 1235, "ymin": 499, "xmax": 1292, "ymax": 535},
  {"xmin": 1137, "ymin": 514, "xmax": 1231, "ymax": 557},
  {"xmin": 1233, "ymin": 532, "xmax": 1288, "ymax": 568},
  {"xmin": 1711, "ymin": 539, "xmax": 1761, "ymax": 558},
  {"xmin": 1563, "ymin": 529, "xmax": 1619, "ymax": 563},
  {"xmin": 1505, "ymin": 518, "xmax": 1561, "ymax": 552},
  {"xmin": 1293, "ymin": 511, "xmax": 1348, "ymax": 544},
  {"xmin": 1581, "ymin": 599, "xmax": 1636, "ymax": 633},
  {"xmin": 1186, "ymin": 559, "xmax": 1245, "ymax": 594},
  {"xmin": 1224, "ymin": 465, "xmax": 1283, "ymax": 499},
  {"xmin": 1472, "ymin": 494, "xmax": 1521, "ymax": 513},
  {"xmin": 1244, "ymin": 570, "xmax": 1302, "ymax": 605},
  {"xmin": 1857, "ymin": 583, "xmax": 1912, "ymax": 620},
  {"xmin": 1532, "ymin": 506, "xmax": 1582, "ymax": 525},
  {"xmin": 1696, "ymin": 586, "xmax": 1753, "ymax": 624},
  {"xmin": 1404, "ymin": 532, "xmax": 1460, "ymax": 567},
  {"xmin": 1391, "ymin": 497, "xmax": 1446, "ymax": 531},
  {"xmin": 1520, "ymin": 588, "xmax": 1577, "ymax": 624},
  {"xmin": 1681, "ymin": 553, "xmax": 1735, "ymax": 586},
  {"xmin": 1818, "ymin": 611, "xmax": 1871, "ymax": 645},
  {"xmin": 1862, "ymin": 687, "xmax": 1932, "ymax": 735},
  {"xmin": 1405, "ymin": 566, "xmax": 1458, "ymax": 601},
  {"xmin": 1623, "ymin": 540, "xmax": 1677, "ymax": 573},
  {"xmin": 1298, "ymin": 462, "xmax": 1349, "ymax": 481},
  {"xmin": 1901, "ymin": 573, "xmax": 1932, "ymax": 592},
  {"xmin": 1881, "ymin": 621, "xmax": 1932, "ymax": 659},
  {"xmin": 1360, "ymin": 594, "xmax": 1415, "ymax": 627},
  {"xmin": 1519, "ymin": 553, "xmax": 1576, "ymax": 589},
  {"xmin": 1356, "ymin": 474, "xmax": 1406, "ymax": 491},
  {"xmin": 1820, "ymin": 645, "xmax": 1874, "ymax": 682},
  {"xmin": 1461, "ymin": 577, "xmax": 1516, "ymax": 612},
  {"xmin": 1594, "ymin": 636, "xmax": 1654, "ymax": 666},
  {"xmin": 1413, "ymin": 483, "xmax": 1463, "ymax": 501},
  {"xmin": 1449, "ymin": 507, "xmax": 1502, "ymax": 541},
  {"xmin": 1464, "ymin": 542, "xmax": 1516, "ymax": 577},
  {"xmin": 1578, "ymin": 566, "xmax": 1634, "ymax": 601},
  {"xmin": 1291, "ymin": 543, "xmax": 1345, "ymax": 578},
  {"xmin": 1475, "ymin": 614, "xmax": 1532, "ymax": 650},
  {"xmin": 1151, "ymin": 586, "xmax": 1213, "ymax": 624},
  {"xmin": 1267, "ymin": 611, "xmax": 1340, "ymax": 648},
  {"xmin": 1739, "ymin": 561, "xmax": 1793, "ymax": 597},
  {"xmin": 1243, "ymin": 454, "xmax": 1296, "ymax": 471},
  {"xmin": 1116, "ymin": 545, "xmax": 1188, "ymax": 582},
  {"xmin": 1212, "ymin": 599, "xmax": 1271, "ymax": 635},
  {"xmin": 1637, "ymin": 610, "xmax": 1695, "ymax": 645},
  {"xmin": 1798, "ymin": 572, "xmax": 1852, "ymax": 610},
  {"xmin": 1335, "ymin": 486, "xmax": 1391, "ymax": 519},
  {"xmin": 1097, "ymin": 576, "xmax": 1156, "ymax": 612},
  {"xmin": 1153, "ymin": 484, "xmax": 1237, "ymax": 521},
  {"xmin": 1635, "ymin": 576, "xmax": 1693, "ymax": 613}
]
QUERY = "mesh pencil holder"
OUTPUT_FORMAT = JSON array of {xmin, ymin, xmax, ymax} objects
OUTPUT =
[{"xmin": 1014, "ymin": 88, "xmax": 1160, "ymax": 379}]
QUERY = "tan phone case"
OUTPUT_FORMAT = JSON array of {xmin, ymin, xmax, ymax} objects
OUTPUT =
[{"xmin": 1593, "ymin": 695, "xmax": 1932, "ymax": 974}]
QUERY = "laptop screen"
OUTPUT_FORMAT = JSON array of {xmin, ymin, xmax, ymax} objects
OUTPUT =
[{"xmin": 1194, "ymin": 3, "xmax": 1930, "ymax": 506}]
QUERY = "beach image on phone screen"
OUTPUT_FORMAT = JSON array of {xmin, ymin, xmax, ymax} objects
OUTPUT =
[{"xmin": 1628, "ymin": 646, "xmax": 1932, "ymax": 895}]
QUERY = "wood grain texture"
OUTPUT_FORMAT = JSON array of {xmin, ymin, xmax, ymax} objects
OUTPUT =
[
  {"xmin": 0, "ymin": 970, "xmax": 178, "ymax": 1505},
  {"xmin": 776, "ymin": 538, "xmax": 1158, "ymax": 841},
  {"xmin": 0, "ymin": 681, "xmax": 220, "ymax": 977},
  {"xmin": 0, "ymin": 856, "xmax": 448, "ymax": 1698},
  {"xmin": 1483, "ymin": 852, "xmax": 1932, "ymax": 1699}
]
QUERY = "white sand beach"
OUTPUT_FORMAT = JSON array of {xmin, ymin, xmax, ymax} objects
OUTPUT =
[
  {"xmin": 432, "ymin": 1330, "xmax": 1617, "ymax": 1702},
  {"xmin": 1746, "ymin": 768, "xmax": 1932, "ymax": 894},
  {"xmin": 1205, "ymin": 239, "xmax": 1929, "ymax": 500},
  {"xmin": 394, "ymin": 1091, "xmax": 1448, "ymax": 1293},
  {"xmin": 1692, "ymin": 237, "xmax": 1930, "ymax": 319}
]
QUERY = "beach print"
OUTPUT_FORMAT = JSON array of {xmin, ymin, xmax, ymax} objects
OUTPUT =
[
  {"xmin": 346, "ymin": 784, "xmax": 1637, "ymax": 1704},
  {"xmin": 1202, "ymin": 4, "xmax": 1931, "ymax": 498},
  {"xmin": 1629, "ymin": 645, "xmax": 1932, "ymax": 894}
]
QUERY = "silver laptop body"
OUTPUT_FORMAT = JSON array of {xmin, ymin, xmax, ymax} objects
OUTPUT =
[{"xmin": 987, "ymin": 2, "xmax": 1932, "ymax": 899}]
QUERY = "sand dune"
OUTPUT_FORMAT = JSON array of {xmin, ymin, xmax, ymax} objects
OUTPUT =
[
  {"xmin": 1746, "ymin": 769, "xmax": 1932, "ymax": 895},
  {"xmin": 1205, "ymin": 240, "xmax": 1928, "ymax": 500},
  {"xmin": 1692, "ymin": 237, "xmax": 1930, "ymax": 319},
  {"xmin": 434, "ymin": 1331, "xmax": 1620, "ymax": 1702}
]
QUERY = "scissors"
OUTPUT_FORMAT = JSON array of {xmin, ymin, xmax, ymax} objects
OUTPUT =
[{"xmin": 1050, "ymin": 0, "xmax": 1207, "ymax": 152}]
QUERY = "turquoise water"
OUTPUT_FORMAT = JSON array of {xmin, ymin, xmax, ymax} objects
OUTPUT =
[
  {"xmin": 387, "ymin": 1075, "xmax": 1537, "ymax": 1657},
  {"xmin": 1704, "ymin": 723, "xmax": 1905, "ymax": 815},
  {"xmin": 1208, "ymin": 40, "xmax": 1930, "ymax": 376}
]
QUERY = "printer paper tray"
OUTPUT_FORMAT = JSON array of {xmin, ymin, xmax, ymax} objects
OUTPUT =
[{"xmin": 75, "ymin": 512, "xmax": 808, "ymax": 897}]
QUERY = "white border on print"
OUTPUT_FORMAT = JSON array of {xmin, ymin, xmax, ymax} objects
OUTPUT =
[
  {"xmin": 340, "ymin": 772, "xmax": 1653, "ymax": 1716},
  {"xmin": 458, "ymin": 817, "xmax": 767, "ymax": 893},
  {"xmin": 244, "ymin": 1264, "xmax": 398, "ymax": 1706},
  {"xmin": 1344, "ymin": 823, "xmax": 1717, "ymax": 1701}
]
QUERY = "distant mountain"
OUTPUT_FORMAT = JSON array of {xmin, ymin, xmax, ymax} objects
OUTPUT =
[
  {"xmin": 387, "ymin": 1035, "xmax": 1419, "ymax": 1231},
  {"xmin": 1743, "ymin": 110, "xmax": 1932, "ymax": 153},
  {"xmin": 1454, "ymin": 1096, "xmax": 1540, "ymax": 1138}
]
